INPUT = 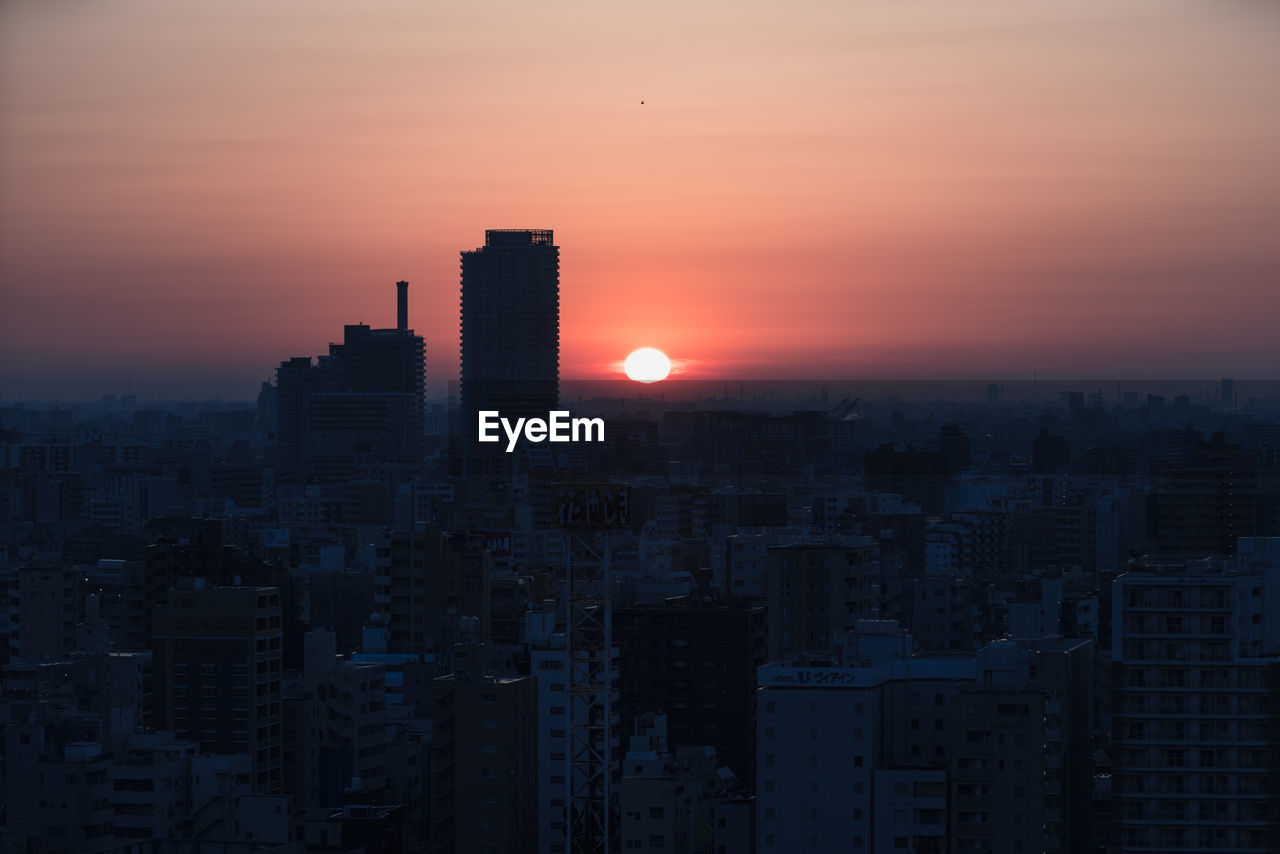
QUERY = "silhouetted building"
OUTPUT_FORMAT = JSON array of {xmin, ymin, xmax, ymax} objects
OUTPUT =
[
  {"xmin": 925, "ymin": 511, "xmax": 1012, "ymax": 581},
  {"xmin": 939, "ymin": 423, "xmax": 972, "ymax": 475},
  {"xmin": 459, "ymin": 229, "xmax": 559, "ymax": 474},
  {"xmin": 902, "ymin": 576, "xmax": 983, "ymax": 653},
  {"xmin": 615, "ymin": 600, "xmax": 767, "ymax": 786},
  {"xmin": 1111, "ymin": 545, "xmax": 1280, "ymax": 852},
  {"xmin": 3, "ymin": 715, "xmax": 115, "ymax": 853},
  {"xmin": 284, "ymin": 631, "xmax": 388, "ymax": 810},
  {"xmin": 1033, "ymin": 428, "xmax": 1070, "ymax": 474},
  {"xmin": 152, "ymin": 585, "xmax": 284, "ymax": 793},
  {"xmin": 864, "ymin": 444, "xmax": 951, "ymax": 514},
  {"xmin": 276, "ymin": 282, "xmax": 425, "ymax": 483},
  {"xmin": 764, "ymin": 541, "xmax": 881, "ymax": 659},
  {"xmin": 948, "ymin": 638, "xmax": 1093, "ymax": 854},
  {"xmin": 1147, "ymin": 433, "xmax": 1277, "ymax": 556},
  {"xmin": 430, "ymin": 644, "xmax": 537, "ymax": 854},
  {"xmin": 374, "ymin": 529, "xmax": 490, "ymax": 660},
  {"xmin": 757, "ymin": 632, "xmax": 1091, "ymax": 854},
  {"xmin": 9, "ymin": 566, "xmax": 79, "ymax": 662}
]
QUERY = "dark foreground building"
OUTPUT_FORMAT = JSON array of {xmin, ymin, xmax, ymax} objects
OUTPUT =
[{"xmin": 152, "ymin": 585, "xmax": 284, "ymax": 793}]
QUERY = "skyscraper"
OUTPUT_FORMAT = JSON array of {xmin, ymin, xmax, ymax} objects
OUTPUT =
[
  {"xmin": 275, "ymin": 281, "xmax": 425, "ymax": 483},
  {"xmin": 459, "ymin": 229, "xmax": 560, "ymax": 445}
]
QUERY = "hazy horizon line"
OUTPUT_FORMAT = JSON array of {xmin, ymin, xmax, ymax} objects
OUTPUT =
[{"xmin": 4, "ymin": 376, "xmax": 1277, "ymax": 407}]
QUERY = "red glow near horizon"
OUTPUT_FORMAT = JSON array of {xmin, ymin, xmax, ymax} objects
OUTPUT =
[{"xmin": 1, "ymin": 1, "xmax": 1278, "ymax": 398}]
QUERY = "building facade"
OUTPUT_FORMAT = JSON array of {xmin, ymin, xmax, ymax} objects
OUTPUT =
[
  {"xmin": 459, "ymin": 229, "xmax": 560, "ymax": 464},
  {"xmin": 151, "ymin": 585, "xmax": 284, "ymax": 793},
  {"xmin": 1111, "ymin": 546, "xmax": 1280, "ymax": 852}
]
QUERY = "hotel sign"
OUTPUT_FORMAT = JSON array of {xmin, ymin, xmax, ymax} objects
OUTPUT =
[
  {"xmin": 555, "ymin": 483, "xmax": 630, "ymax": 530},
  {"xmin": 760, "ymin": 668, "xmax": 861, "ymax": 687}
]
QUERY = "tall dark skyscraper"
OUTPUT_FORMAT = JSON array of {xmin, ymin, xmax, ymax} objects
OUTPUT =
[{"xmin": 459, "ymin": 229, "xmax": 560, "ymax": 443}]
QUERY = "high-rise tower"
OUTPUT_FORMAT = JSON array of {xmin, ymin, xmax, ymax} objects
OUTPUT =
[
  {"xmin": 275, "ymin": 281, "xmax": 425, "ymax": 483},
  {"xmin": 459, "ymin": 229, "xmax": 560, "ymax": 444}
]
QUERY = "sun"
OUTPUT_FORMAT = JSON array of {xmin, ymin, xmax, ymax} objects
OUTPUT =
[{"xmin": 624, "ymin": 348, "xmax": 671, "ymax": 383}]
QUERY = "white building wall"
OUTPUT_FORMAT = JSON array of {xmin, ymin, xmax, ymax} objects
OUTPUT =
[{"xmin": 531, "ymin": 643, "xmax": 570, "ymax": 854}]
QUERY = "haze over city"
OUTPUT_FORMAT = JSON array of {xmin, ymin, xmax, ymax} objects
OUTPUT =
[
  {"xmin": 2, "ymin": 0, "xmax": 1278, "ymax": 399},
  {"xmin": 6, "ymin": 5, "xmax": 1280, "ymax": 854}
]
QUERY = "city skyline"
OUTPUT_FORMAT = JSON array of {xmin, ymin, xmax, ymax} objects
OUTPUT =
[
  {"xmin": 3, "ymin": 0, "xmax": 1279, "ymax": 400},
  {"xmin": 5, "ymin": 5, "xmax": 1280, "ymax": 853}
]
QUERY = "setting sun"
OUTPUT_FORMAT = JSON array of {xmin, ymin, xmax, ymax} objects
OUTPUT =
[{"xmin": 623, "ymin": 348, "xmax": 671, "ymax": 383}]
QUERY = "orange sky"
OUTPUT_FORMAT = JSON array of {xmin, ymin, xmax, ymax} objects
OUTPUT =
[{"xmin": 2, "ymin": 0, "xmax": 1278, "ymax": 399}]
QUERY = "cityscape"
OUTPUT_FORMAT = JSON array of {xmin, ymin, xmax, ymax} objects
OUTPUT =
[
  {"xmin": 2, "ymin": 227, "xmax": 1279, "ymax": 852},
  {"xmin": 2, "ymin": 3, "xmax": 1279, "ymax": 854}
]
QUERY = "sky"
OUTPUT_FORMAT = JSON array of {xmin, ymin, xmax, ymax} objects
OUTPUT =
[{"xmin": 1, "ymin": 0, "xmax": 1278, "ymax": 400}]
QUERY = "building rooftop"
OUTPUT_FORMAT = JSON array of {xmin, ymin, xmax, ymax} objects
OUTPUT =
[{"xmin": 482, "ymin": 228, "xmax": 554, "ymax": 247}]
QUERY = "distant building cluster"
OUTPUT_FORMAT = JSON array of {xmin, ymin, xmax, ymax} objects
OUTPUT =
[{"xmin": 1, "ymin": 231, "xmax": 1280, "ymax": 852}]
